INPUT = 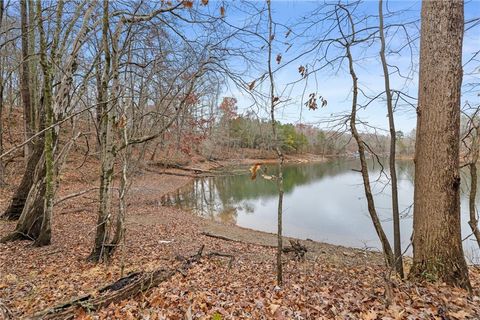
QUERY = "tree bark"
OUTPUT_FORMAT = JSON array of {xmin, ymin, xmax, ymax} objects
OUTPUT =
[
  {"xmin": 0, "ymin": 152, "xmax": 46, "ymax": 243},
  {"xmin": 411, "ymin": 0, "xmax": 471, "ymax": 290},
  {"xmin": 378, "ymin": 0, "xmax": 404, "ymax": 278},
  {"xmin": 89, "ymin": 0, "xmax": 114, "ymax": 262},
  {"xmin": 20, "ymin": 0, "xmax": 34, "ymax": 161},
  {"xmin": 0, "ymin": 0, "xmax": 5, "ymax": 186}
]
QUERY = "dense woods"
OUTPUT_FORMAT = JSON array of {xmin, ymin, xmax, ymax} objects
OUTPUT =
[{"xmin": 0, "ymin": 0, "xmax": 479, "ymax": 318}]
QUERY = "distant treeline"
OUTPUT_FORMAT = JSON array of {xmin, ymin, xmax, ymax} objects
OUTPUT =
[{"xmin": 206, "ymin": 113, "xmax": 416, "ymax": 157}]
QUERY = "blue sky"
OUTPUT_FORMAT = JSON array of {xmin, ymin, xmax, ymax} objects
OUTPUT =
[{"xmin": 221, "ymin": 0, "xmax": 480, "ymax": 134}]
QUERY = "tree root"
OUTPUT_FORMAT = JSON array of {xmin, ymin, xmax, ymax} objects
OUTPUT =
[{"xmin": 282, "ymin": 239, "xmax": 307, "ymax": 260}]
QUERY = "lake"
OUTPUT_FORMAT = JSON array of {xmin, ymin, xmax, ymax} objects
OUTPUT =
[{"xmin": 161, "ymin": 159, "xmax": 480, "ymax": 263}]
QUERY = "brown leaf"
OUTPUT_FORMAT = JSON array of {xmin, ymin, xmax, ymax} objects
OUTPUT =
[
  {"xmin": 220, "ymin": 6, "xmax": 225, "ymax": 17},
  {"xmin": 360, "ymin": 309, "xmax": 378, "ymax": 320},
  {"xmin": 183, "ymin": 1, "xmax": 193, "ymax": 8},
  {"xmin": 298, "ymin": 65, "xmax": 306, "ymax": 78},
  {"xmin": 305, "ymin": 93, "xmax": 317, "ymax": 110},
  {"xmin": 276, "ymin": 54, "xmax": 282, "ymax": 64},
  {"xmin": 201, "ymin": 0, "xmax": 209, "ymax": 5},
  {"xmin": 449, "ymin": 310, "xmax": 470, "ymax": 320},
  {"xmin": 269, "ymin": 303, "xmax": 280, "ymax": 315}
]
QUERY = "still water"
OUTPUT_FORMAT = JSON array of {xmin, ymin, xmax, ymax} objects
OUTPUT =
[{"xmin": 161, "ymin": 159, "xmax": 479, "ymax": 263}]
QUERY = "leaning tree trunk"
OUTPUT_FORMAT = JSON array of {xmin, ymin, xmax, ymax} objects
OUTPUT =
[
  {"xmin": 1, "ymin": 0, "xmax": 40, "ymax": 220},
  {"xmin": 410, "ymin": 0, "xmax": 471, "ymax": 290},
  {"xmin": 0, "ymin": 153, "xmax": 46, "ymax": 243},
  {"xmin": 468, "ymin": 159, "xmax": 480, "ymax": 249},
  {"xmin": 1, "ymin": 137, "xmax": 43, "ymax": 220},
  {"xmin": 341, "ymin": 7, "xmax": 395, "ymax": 269},
  {"xmin": 379, "ymin": 0, "xmax": 403, "ymax": 278}
]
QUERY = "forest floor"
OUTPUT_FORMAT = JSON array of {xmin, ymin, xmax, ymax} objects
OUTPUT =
[{"xmin": 1, "ymin": 155, "xmax": 480, "ymax": 319}]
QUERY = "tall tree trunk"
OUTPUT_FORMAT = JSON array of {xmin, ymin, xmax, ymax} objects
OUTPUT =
[
  {"xmin": 106, "ymin": 19, "xmax": 126, "ymax": 257},
  {"xmin": 266, "ymin": 0, "xmax": 283, "ymax": 286},
  {"xmin": 378, "ymin": 0, "xmax": 403, "ymax": 278},
  {"xmin": 20, "ymin": 0, "xmax": 34, "ymax": 161},
  {"xmin": 32, "ymin": 0, "xmax": 64, "ymax": 246},
  {"xmin": 411, "ymin": 0, "xmax": 471, "ymax": 290},
  {"xmin": 28, "ymin": 0, "xmax": 37, "ymax": 131},
  {"xmin": 89, "ymin": 0, "xmax": 114, "ymax": 262}
]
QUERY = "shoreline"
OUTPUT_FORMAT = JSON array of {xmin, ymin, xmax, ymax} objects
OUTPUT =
[{"xmin": 153, "ymin": 159, "xmax": 384, "ymax": 264}]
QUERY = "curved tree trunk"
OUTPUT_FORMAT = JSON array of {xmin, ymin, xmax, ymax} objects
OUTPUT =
[
  {"xmin": 1, "ymin": 138, "xmax": 43, "ymax": 220},
  {"xmin": 410, "ymin": 0, "xmax": 471, "ymax": 290},
  {"xmin": 1, "ymin": 153, "xmax": 46, "ymax": 243}
]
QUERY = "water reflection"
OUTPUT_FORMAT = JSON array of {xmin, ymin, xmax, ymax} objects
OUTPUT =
[{"xmin": 161, "ymin": 159, "xmax": 479, "ymax": 263}]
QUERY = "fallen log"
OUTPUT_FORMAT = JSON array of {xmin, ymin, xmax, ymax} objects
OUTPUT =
[
  {"xmin": 201, "ymin": 231, "xmax": 275, "ymax": 248},
  {"xmin": 144, "ymin": 167, "xmax": 215, "ymax": 178},
  {"xmin": 32, "ymin": 246, "xmax": 205, "ymax": 320},
  {"xmin": 202, "ymin": 231, "xmax": 308, "ymax": 260},
  {"xmin": 150, "ymin": 161, "xmax": 214, "ymax": 174}
]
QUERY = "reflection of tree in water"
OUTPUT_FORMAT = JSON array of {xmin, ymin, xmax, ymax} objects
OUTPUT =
[{"xmin": 161, "ymin": 159, "xmax": 480, "ymax": 226}]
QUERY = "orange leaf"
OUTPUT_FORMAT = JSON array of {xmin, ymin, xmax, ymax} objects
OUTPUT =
[
  {"xmin": 201, "ymin": 0, "xmax": 209, "ymax": 5},
  {"xmin": 183, "ymin": 1, "xmax": 193, "ymax": 8}
]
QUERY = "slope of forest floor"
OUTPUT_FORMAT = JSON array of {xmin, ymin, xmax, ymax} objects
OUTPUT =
[{"xmin": 1, "ymin": 154, "xmax": 480, "ymax": 319}]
